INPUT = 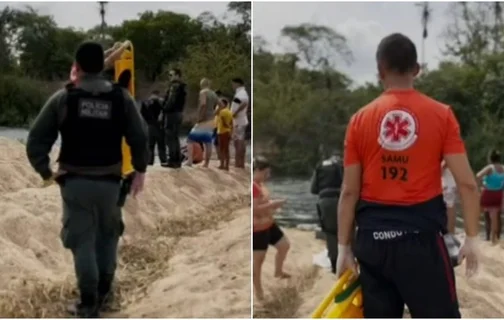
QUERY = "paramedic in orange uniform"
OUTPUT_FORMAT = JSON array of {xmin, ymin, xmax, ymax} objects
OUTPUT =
[{"xmin": 336, "ymin": 33, "xmax": 481, "ymax": 318}]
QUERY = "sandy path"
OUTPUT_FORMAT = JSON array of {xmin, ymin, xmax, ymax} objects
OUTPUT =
[
  {"xmin": 0, "ymin": 138, "xmax": 251, "ymax": 318},
  {"xmin": 122, "ymin": 208, "xmax": 251, "ymax": 318},
  {"xmin": 254, "ymin": 228, "xmax": 504, "ymax": 318}
]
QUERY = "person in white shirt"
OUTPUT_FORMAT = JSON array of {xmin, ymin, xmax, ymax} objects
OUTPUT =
[
  {"xmin": 230, "ymin": 78, "xmax": 249, "ymax": 168},
  {"xmin": 441, "ymin": 160, "xmax": 457, "ymax": 235}
]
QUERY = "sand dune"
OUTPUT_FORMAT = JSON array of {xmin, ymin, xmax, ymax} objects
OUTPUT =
[
  {"xmin": 254, "ymin": 228, "xmax": 504, "ymax": 318},
  {"xmin": 0, "ymin": 137, "xmax": 251, "ymax": 318},
  {"xmin": 122, "ymin": 209, "xmax": 251, "ymax": 318}
]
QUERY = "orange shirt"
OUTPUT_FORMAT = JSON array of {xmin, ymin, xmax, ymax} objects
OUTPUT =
[{"xmin": 344, "ymin": 89, "xmax": 466, "ymax": 205}]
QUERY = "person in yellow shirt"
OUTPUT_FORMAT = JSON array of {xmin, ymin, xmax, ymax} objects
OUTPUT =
[{"xmin": 217, "ymin": 98, "xmax": 233, "ymax": 170}]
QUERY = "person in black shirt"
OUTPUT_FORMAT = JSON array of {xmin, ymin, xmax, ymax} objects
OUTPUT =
[
  {"xmin": 161, "ymin": 68, "xmax": 187, "ymax": 168},
  {"xmin": 141, "ymin": 90, "xmax": 167, "ymax": 165}
]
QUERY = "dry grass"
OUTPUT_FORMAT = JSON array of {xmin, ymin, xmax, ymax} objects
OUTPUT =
[
  {"xmin": 253, "ymin": 266, "xmax": 320, "ymax": 318},
  {"xmin": 0, "ymin": 193, "xmax": 249, "ymax": 318},
  {"xmin": 0, "ymin": 277, "xmax": 77, "ymax": 318},
  {"xmin": 157, "ymin": 195, "xmax": 250, "ymax": 237}
]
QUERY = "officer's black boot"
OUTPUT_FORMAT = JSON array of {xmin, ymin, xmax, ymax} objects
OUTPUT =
[
  {"xmin": 98, "ymin": 274, "xmax": 115, "ymax": 311},
  {"xmin": 330, "ymin": 258, "xmax": 337, "ymax": 274},
  {"xmin": 68, "ymin": 292, "xmax": 99, "ymax": 318},
  {"xmin": 167, "ymin": 160, "xmax": 181, "ymax": 168}
]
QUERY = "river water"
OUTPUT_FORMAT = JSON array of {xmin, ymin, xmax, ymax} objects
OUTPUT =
[
  {"xmin": 267, "ymin": 178, "xmax": 489, "ymax": 235},
  {"xmin": 267, "ymin": 179, "xmax": 318, "ymax": 229},
  {"xmin": 0, "ymin": 127, "xmax": 251, "ymax": 163}
]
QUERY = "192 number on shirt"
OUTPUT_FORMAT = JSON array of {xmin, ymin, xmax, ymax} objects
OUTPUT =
[{"xmin": 381, "ymin": 166, "xmax": 408, "ymax": 181}]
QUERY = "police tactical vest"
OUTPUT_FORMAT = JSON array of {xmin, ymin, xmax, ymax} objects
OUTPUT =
[
  {"xmin": 58, "ymin": 84, "xmax": 125, "ymax": 168},
  {"xmin": 316, "ymin": 160, "xmax": 343, "ymax": 197}
]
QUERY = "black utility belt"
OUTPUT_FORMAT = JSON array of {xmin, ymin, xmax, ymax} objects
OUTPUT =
[
  {"xmin": 57, "ymin": 173, "xmax": 122, "ymax": 183},
  {"xmin": 319, "ymin": 193, "xmax": 340, "ymax": 199},
  {"xmin": 319, "ymin": 190, "xmax": 340, "ymax": 198}
]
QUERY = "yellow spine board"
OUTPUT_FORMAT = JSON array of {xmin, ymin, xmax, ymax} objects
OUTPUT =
[
  {"xmin": 310, "ymin": 270, "xmax": 363, "ymax": 319},
  {"xmin": 114, "ymin": 43, "xmax": 135, "ymax": 177}
]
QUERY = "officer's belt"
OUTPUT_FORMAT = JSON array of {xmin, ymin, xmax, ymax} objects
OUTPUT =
[
  {"xmin": 56, "ymin": 172, "xmax": 121, "ymax": 184},
  {"xmin": 319, "ymin": 188, "xmax": 340, "ymax": 199},
  {"xmin": 59, "ymin": 162, "xmax": 123, "ymax": 179}
]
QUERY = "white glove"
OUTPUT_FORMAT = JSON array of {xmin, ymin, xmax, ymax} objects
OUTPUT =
[
  {"xmin": 335, "ymin": 244, "xmax": 358, "ymax": 278},
  {"xmin": 458, "ymin": 235, "xmax": 479, "ymax": 278}
]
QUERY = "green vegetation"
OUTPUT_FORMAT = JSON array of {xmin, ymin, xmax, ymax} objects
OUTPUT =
[
  {"xmin": 254, "ymin": 2, "xmax": 504, "ymax": 176},
  {"xmin": 0, "ymin": 3, "xmax": 250, "ymax": 128}
]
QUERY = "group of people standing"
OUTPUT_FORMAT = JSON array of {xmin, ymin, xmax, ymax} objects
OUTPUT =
[
  {"xmin": 139, "ymin": 68, "xmax": 186, "ymax": 168},
  {"xmin": 25, "ymin": 38, "xmax": 249, "ymax": 318},
  {"xmin": 140, "ymin": 73, "xmax": 249, "ymax": 170},
  {"xmin": 442, "ymin": 149, "xmax": 504, "ymax": 245},
  {"xmin": 252, "ymin": 33, "xmax": 500, "ymax": 318}
]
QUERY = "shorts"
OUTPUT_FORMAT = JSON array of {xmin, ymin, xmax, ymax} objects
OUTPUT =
[
  {"xmin": 218, "ymin": 132, "xmax": 231, "ymax": 150},
  {"xmin": 253, "ymin": 223, "xmax": 284, "ymax": 251},
  {"xmin": 188, "ymin": 130, "xmax": 213, "ymax": 144},
  {"xmin": 442, "ymin": 186, "xmax": 457, "ymax": 207},
  {"xmin": 232, "ymin": 125, "xmax": 246, "ymax": 141},
  {"xmin": 354, "ymin": 230, "xmax": 460, "ymax": 318},
  {"xmin": 481, "ymin": 189, "xmax": 503, "ymax": 208}
]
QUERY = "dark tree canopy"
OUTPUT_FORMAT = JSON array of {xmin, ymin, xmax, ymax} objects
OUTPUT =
[
  {"xmin": 0, "ymin": 3, "xmax": 251, "ymax": 128},
  {"xmin": 254, "ymin": 4, "xmax": 504, "ymax": 176}
]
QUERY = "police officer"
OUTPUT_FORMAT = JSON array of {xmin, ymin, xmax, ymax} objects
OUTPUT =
[
  {"xmin": 161, "ymin": 68, "xmax": 187, "ymax": 168},
  {"xmin": 310, "ymin": 151, "xmax": 343, "ymax": 274},
  {"xmin": 26, "ymin": 41, "xmax": 148, "ymax": 318},
  {"xmin": 141, "ymin": 90, "xmax": 167, "ymax": 165}
]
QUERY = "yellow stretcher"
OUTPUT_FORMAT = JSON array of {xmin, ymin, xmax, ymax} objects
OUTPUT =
[
  {"xmin": 311, "ymin": 270, "xmax": 363, "ymax": 318},
  {"xmin": 114, "ymin": 42, "xmax": 135, "ymax": 177}
]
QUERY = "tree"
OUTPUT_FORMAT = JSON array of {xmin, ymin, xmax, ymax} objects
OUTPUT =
[
  {"xmin": 0, "ymin": 9, "xmax": 15, "ymax": 73},
  {"xmin": 280, "ymin": 23, "xmax": 353, "ymax": 70},
  {"xmin": 180, "ymin": 32, "xmax": 250, "ymax": 98},
  {"xmin": 0, "ymin": 3, "xmax": 251, "ymax": 131},
  {"xmin": 112, "ymin": 10, "xmax": 201, "ymax": 81},
  {"xmin": 254, "ymin": 4, "xmax": 504, "ymax": 175},
  {"xmin": 0, "ymin": 7, "xmax": 87, "ymax": 80},
  {"xmin": 442, "ymin": 2, "xmax": 504, "ymax": 65},
  {"xmin": 227, "ymin": 1, "xmax": 251, "ymax": 34}
]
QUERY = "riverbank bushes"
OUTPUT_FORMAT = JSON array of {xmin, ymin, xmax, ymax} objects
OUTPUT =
[
  {"xmin": 0, "ymin": 3, "xmax": 250, "ymax": 130},
  {"xmin": 0, "ymin": 76, "xmax": 50, "ymax": 127}
]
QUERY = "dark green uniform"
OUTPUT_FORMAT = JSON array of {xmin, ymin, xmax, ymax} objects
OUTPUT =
[
  {"xmin": 26, "ymin": 74, "xmax": 148, "ymax": 317},
  {"xmin": 310, "ymin": 157, "xmax": 343, "ymax": 274},
  {"xmin": 162, "ymin": 80, "xmax": 186, "ymax": 167},
  {"xmin": 140, "ymin": 95, "xmax": 167, "ymax": 165}
]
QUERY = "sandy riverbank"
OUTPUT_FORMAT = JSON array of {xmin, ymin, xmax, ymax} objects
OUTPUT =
[
  {"xmin": 254, "ymin": 228, "xmax": 504, "ymax": 318},
  {"xmin": 0, "ymin": 137, "xmax": 251, "ymax": 318}
]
